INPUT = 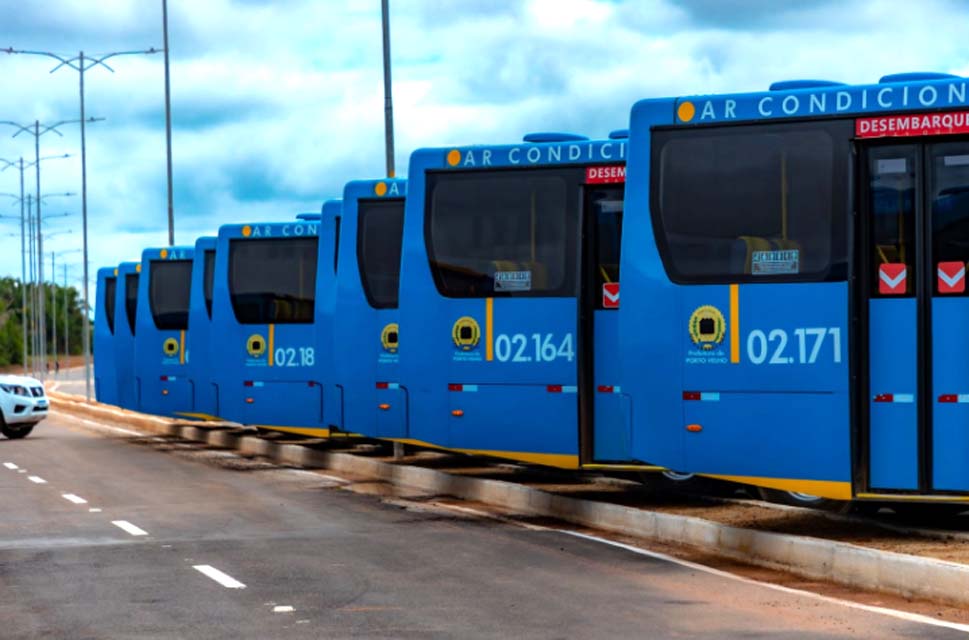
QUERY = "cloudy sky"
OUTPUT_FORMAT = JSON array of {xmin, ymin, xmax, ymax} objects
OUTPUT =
[{"xmin": 1, "ymin": 0, "xmax": 968, "ymax": 291}]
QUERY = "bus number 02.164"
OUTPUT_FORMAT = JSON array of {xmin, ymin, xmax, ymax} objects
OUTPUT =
[
  {"xmin": 746, "ymin": 328, "xmax": 841, "ymax": 365},
  {"xmin": 274, "ymin": 347, "xmax": 315, "ymax": 367},
  {"xmin": 494, "ymin": 333, "xmax": 575, "ymax": 363}
]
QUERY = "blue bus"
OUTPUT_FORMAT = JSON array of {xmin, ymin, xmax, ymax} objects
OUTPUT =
[
  {"xmin": 622, "ymin": 72, "xmax": 969, "ymax": 503},
  {"xmin": 397, "ymin": 132, "xmax": 635, "ymax": 468},
  {"xmin": 94, "ymin": 266, "xmax": 118, "ymax": 405},
  {"xmin": 132, "ymin": 246, "xmax": 195, "ymax": 417},
  {"xmin": 330, "ymin": 179, "xmax": 407, "ymax": 437},
  {"xmin": 209, "ymin": 215, "xmax": 338, "ymax": 435},
  {"xmin": 182, "ymin": 236, "xmax": 220, "ymax": 420},
  {"xmin": 114, "ymin": 261, "xmax": 140, "ymax": 410}
]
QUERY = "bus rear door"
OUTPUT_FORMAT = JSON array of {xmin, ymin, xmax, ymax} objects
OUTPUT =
[{"xmin": 862, "ymin": 140, "xmax": 969, "ymax": 493}]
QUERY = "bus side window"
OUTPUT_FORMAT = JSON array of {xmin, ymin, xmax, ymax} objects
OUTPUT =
[{"xmin": 868, "ymin": 150, "xmax": 916, "ymax": 297}]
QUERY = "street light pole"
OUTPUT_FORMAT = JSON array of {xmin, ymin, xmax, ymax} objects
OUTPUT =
[
  {"xmin": 381, "ymin": 0, "xmax": 395, "ymax": 178},
  {"xmin": 5, "ymin": 47, "xmax": 158, "ymax": 397},
  {"xmin": 162, "ymin": 0, "xmax": 175, "ymax": 246},
  {"xmin": 2, "ymin": 153, "xmax": 71, "ymax": 374}
]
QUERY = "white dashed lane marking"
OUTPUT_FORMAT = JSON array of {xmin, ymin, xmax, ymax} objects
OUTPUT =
[
  {"xmin": 111, "ymin": 520, "xmax": 148, "ymax": 536},
  {"xmin": 193, "ymin": 565, "xmax": 246, "ymax": 589},
  {"xmin": 62, "ymin": 494, "xmax": 88, "ymax": 505},
  {"xmin": 273, "ymin": 606, "xmax": 294, "ymax": 613},
  {"xmin": 27, "ymin": 476, "xmax": 46, "ymax": 484},
  {"xmin": 3, "ymin": 462, "xmax": 18, "ymax": 470},
  {"xmin": 88, "ymin": 508, "xmax": 102, "ymax": 513}
]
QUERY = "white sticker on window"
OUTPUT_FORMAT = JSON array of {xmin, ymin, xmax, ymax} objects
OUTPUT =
[
  {"xmin": 751, "ymin": 250, "xmax": 799, "ymax": 275},
  {"xmin": 494, "ymin": 270, "xmax": 532, "ymax": 292},
  {"xmin": 876, "ymin": 158, "xmax": 907, "ymax": 174},
  {"xmin": 944, "ymin": 154, "xmax": 969, "ymax": 167}
]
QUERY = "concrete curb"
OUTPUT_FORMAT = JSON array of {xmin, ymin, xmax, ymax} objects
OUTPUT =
[{"xmin": 48, "ymin": 392, "xmax": 969, "ymax": 607}]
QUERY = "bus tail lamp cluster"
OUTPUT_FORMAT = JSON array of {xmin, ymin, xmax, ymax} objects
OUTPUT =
[
  {"xmin": 682, "ymin": 391, "xmax": 720, "ymax": 402},
  {"xmin": 873, "ymin": 393, "xmax": 914, "ymax": 403},
  {"xmin": 938, "ymin": 394, "xmax": 969, "ymax": 403}
]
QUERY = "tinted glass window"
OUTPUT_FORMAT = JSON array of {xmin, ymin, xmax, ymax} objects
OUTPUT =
[
  {"xmin": 125, "ymin": 274, "xmax": 139, "ymax": 335},
  {"xmin": 333, "ymin": 216, "xmax": 341, "ymax": 274},
  {"xmin": 652, "ymin": 120, "xmax": 850, "ymax": 283},
  {"xmin": 203, "ymin": 250, "xmax": 215, "ymax": 318},
  {"xmin": 358, "ymin": 199, "xmax": 404, "ymax": 309},
  {"xmin": 229, "ymin": 237, "xmax": 318, "ymax": 324},
  {"xmin": 149, "ymin": 260, "xmax": 192, "ymax": 331},
  {"xmin": 426, "ymin": 168, "xmax": 579, "ymax": 297},
  {"xmin": 589, "ymin": 185, "xmax": 623, "ymax": 310},
  {"xmin": 103, "ymin": 277, "xmax": 117, "ymax": 334},
  {"xmin": 931, "ymin": 143, "xmax": 969, "ymax": 296},
  {"xmin": 868, "ymin": 147, "xmax": 916, "ymax": 297}
]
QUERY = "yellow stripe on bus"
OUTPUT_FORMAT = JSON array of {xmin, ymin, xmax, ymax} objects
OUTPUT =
[
  {"xmin": 268, "ymin": 324, "xmax": 275, "ymax": 367},
  {"xmin": 729, "ymin": 284, "xmax": 740, "ymax": 363},
  {"xmin": 485, "ymin": 297, "xmax": 494, "ymax": 361},
  {"xmin": 179, "ymin": 330, "xmax": 186, "ymax": 365}
]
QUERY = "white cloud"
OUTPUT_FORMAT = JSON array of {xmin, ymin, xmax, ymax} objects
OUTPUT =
[{"xmin": 0, "ymin": 0, "xmax": 967, "ymax": 294}]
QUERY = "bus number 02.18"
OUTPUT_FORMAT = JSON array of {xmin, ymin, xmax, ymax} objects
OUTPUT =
[
  {"xmin": 494, "ymin": 333, "xmax": 575, "ymax": 363},
  {"xmin": 274, "ymin": 347, "xmax": 315, "ymax": 367},
  {"xmin": 746, "ymin": 328, "xmax": 841, "ymax": 365}
]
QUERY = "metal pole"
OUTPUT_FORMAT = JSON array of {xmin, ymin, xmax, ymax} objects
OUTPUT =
[
  {"xmin": 26, "ymin": 196, "xmax": 35, "ymax": 374},
  {"xmin": 79, "ymin": 51, "xmax": 92, "ymax": 400},
  {"xmin": 162, "ymin": 0, "xmax": 175, "ymax": 245},
  {"xmin": 381, "ymin": 0, "xmax": 395, "ymax": 178},
  {"xmin": 63, "ymin": 265, "xmax": 68, "ymax": 360},
  {"xmin": 51, "ymin": 251, "xmax": 56, "ymax": 370},
  {"xmin": 18, "ymin": 158, "xmax": 26, "ymax": 373},
  {"xmin": 34, "ymin": 120, "xmax": 45, "ymax": 379}
]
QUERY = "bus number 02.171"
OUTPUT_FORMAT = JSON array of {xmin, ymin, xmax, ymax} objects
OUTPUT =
[
  {"xmin": 274, "ymin": 347, "xmax": 315, "ymax": 367},
  {"xmin": 746, "ymin": 328, "xmax": 841, "ymax": 365},
  {"xmin": 494, "ymin": 333, "xmax": 575, "ymax": 363}
]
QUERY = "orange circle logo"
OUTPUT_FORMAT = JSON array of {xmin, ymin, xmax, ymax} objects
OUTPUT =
[
  {"xmin": 241, "ymin": 225, "xmax": 252, "ymax": 237},
  {"xmin": 677, "ymin": 101, "xmax": 696, "ymax": 122},
  {"xmin": 374, "ymin": 181, "xmax": 388, "ymax": 197},
  {"xmin": 136, "ymin": 263, "xmax": 142, "ymax": 273},
  {"xmin": 160, "ymin": 248, "xmax": 168, "ymax": 259},
  {"xmin": 446, "ymin": 149, "xmax": 461, "ymax": 166}
]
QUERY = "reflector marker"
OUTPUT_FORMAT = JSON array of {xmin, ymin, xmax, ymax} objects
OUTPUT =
[
  {"xmin": 448, "ymin": 384, "xmax": 478, "ymax": 392},
  {"xmin": 547, "ymin": 385, "xmax": 577, "ymax": 393},
  {"xmin": 682, "ymin": 391, "xmax": 720, "ymax": 401},
  {"xmin": 597, "ymin": 385, "xmax": 622, "ymax": 394},
  {"xmin": 243, "ymin": 381, "xmax": 265, "ymax": 387},
  {"xmin": 873, "ymin": 393, "xmax": 914, "ymax": 403},
  {"xmin": 938, "ymin": 394, "xmax": 969, "ymax": 403},
  {"xmin": 376, "ymin": 382, "xmax": 400, "ymax": 389}
]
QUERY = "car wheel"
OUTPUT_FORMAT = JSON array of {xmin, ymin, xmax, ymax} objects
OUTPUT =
[{"xmin": 0, "ymin": 422, "xmax": 35, "ymax": 439}]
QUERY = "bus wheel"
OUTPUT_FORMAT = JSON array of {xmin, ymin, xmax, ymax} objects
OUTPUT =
[
  {"xmin": 0, "ymin": 423, "xmax": 34, "ymax": 439},
  {"xmin": 661, "ymin": 470, "xmax": 695, "ymax": 483},
  {"xmin": 756, "ymin": 487, "xmax": 853, "ymax": 513}
]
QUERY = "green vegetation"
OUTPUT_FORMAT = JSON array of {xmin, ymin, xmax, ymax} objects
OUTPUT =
[{"xmin": 0, "ymin": 276, "xmax": 87, "ymax": 368}]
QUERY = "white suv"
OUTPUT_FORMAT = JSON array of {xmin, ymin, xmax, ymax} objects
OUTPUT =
[{"xmin": 0, "ymin": 375, "xmax": 48, "ymax": 438}]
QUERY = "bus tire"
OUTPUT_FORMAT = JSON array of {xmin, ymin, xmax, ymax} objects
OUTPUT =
[{"xmin": 756, "ymin": 487, "xmax": 853, "ymax": 513}]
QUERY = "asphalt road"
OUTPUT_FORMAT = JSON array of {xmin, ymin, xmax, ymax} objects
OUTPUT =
[{"xmin": 0, "ymin": 414, "xmax": 963, "ymax": 639}]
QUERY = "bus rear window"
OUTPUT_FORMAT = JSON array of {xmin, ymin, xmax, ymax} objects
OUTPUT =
[
  {"xmin": 357, "ymin": 199, "xmax": 404, "ymax": 309},
  {"xmin": 228, "ymin": 237, "xmax": 318, "ymax": 324},
  {"xmin": 652, "ymin": 120, "xmax": 850, "ymax": 283},
  {"xmin": 426, "ymin": 168, "xmax": 579, "ymax": 297},
  {"xmin": 125, "ymin": 274, "xmax": 139, "ymax": 335},
  {"xmin": 203, "ymin": 250, "xmax": 215, "ymax": 318},
  {"xmin": 103, "ymin": 277, "xmax": 116, "ymax": 334},
  {"xmin": 149, "ymin": 260, "xmax": 192, "ymax": 331}
]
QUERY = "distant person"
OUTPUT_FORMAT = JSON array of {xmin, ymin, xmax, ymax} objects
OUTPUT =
[{"xmin": 55, "ymin": 360, "xmax": 60, "ymax": 375}]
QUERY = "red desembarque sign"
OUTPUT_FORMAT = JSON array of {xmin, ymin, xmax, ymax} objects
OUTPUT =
[
  {"xmin": 585, "ymin": 165, "xmax": 625, "ymax": 184},
  {"xmin": 856, "ymin": 110, "xmax": 969, "ymax": 138}
]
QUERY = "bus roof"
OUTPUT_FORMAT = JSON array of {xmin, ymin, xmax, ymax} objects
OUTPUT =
[
  {"xmin": 410, "ymin": 133, "xmax": 627, "ymax": 172},
  {"xmin": 650, "ymin": 72, "xmax": 968, "ymax": 128}
]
